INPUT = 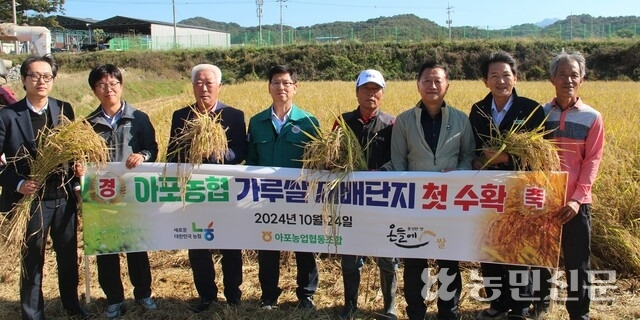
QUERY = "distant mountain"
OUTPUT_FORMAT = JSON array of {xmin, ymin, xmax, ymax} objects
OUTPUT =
[
  {"xmin": 180, "ymin": 17, "xmax": 244, "ymax": 33},
  {"xmin": 180, "ymin": 14, "xmax": 444, "ymax": 44},
  {"xmin": 545, "ymin": 14, "xmax": 640, "ymax": 38},
  {"xmin": 535, "ymin": 18, "xmax": 560, "ymax": 28},
  {"xmin": 180, "ymin": 14, "xmax": 440, "ymax": 34},
  {"xmin": 179, "ymin": 14, "xmax": 640, "ymax": 42}
]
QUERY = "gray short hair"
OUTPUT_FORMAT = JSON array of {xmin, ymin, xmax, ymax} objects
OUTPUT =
[
  {"xmin": 549, "ymin": 51, "xmax": 586, "ymax": 78},
  {"xmin": 191, "ymin": 64, "xmax": 222, "ymax": 84}
]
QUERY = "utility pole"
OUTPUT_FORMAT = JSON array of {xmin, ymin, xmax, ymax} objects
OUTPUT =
[
  {"xmin": 278, "ymin": 0, "xmax": 287, "ymax": 45},
  {"xmin": 570, "ymin": 12, "xmax": 573, "ymax": 40},
  {"xmin": 446, "ymin": 3, "xmax": 454, "ymax": 41},
  {"xmin": 12, "ymin": 0, "xmax": 19, "ymax": 53},
  {"xmin": 256, "ymin": 0, "xmax": 264, "ymax": 45},
  {"xmin": 172, "ymin": 0, "xmax": 177, "ymax": 48}
]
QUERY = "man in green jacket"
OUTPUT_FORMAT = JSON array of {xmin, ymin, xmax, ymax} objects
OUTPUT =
[
  {"xmin": 388, "ymin": 61, "xmax": 475, "ymax": 320},
  {"xmin": 246, "ymin": 65, "xmax": 320, "ymax": 310}
]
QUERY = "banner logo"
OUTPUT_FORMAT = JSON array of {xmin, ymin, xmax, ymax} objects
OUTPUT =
[
  {"xmin": 192, "ymin": 221, "xmax": 215, "ymax": 241},
  {"xmin": 262, "ymin": 231, "xmax": 273, "ymax": 242},
  {"xmin": 387, "ymin": 224, "xmax": 435, "ymax": 249},
  {"xmin": 90, "ymin": 172, "xmax": 126, "ymax": 204}
]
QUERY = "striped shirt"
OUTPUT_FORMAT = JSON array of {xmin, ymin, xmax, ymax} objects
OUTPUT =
[{"xmin": 543, "ymin": 97, "xmax": 604, "ymax": 204}]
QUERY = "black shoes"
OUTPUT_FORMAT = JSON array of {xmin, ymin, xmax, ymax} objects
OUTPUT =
[
  {"xmin": 259, "ymin": 297, "xmax": 314, "ymax": 311},
  {"xmin": 189, "ymin": 298, "xmax": 215, "ymax": 313},
  {"xmin": 382, "ymin": 312, "xmax": 398, "ymax": 320},
  {"xmin": 65, "ymin": 305, "xmax": 91, "ymax": 320},
  {"xmin": 227, "ymin": 298, "xmax": 242, "ymax": 307},
  {"xmin": 339, "ymin": 303, "xmax": 357, "ymax": 320},
  {"xmin": 259, "ymin": 299, "xmax": 278, "ymax": 310},
  {"xmin": 297, "ymin": 297, "xmax": 316, "ymax": 310}
]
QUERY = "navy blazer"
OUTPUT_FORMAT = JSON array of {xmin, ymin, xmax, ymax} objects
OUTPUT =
[
  {"xmin": 468, "ymin": 89, "xmax": 545, "ymax": 171},
  {"xmin": 0, "ymin": 97, "xmax": 76, "ymax": 212},
  {"xmin": 166, "ymin": 102, "xmax": 247, "ymax": 165}
]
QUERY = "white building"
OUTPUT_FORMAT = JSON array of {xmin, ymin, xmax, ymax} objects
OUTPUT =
[{"xmin": 57, "ymin": 15, "xmax": 230, "ymax": 51}]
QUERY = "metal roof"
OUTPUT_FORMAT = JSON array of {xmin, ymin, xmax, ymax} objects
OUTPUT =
[
  {"xmin": 56, "ymin": 15, "xmax": 100, "ymax": 30},
  {"xmin": 56, "ymin": 15, "xmax": 227, "ymax": 35}
]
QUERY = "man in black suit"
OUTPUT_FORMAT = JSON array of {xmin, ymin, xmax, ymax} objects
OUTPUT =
[
  {"xmin": 166, "ymin": 64, "xmax": 247, "ymax": 312},
  {"xmin": 469, "ymin": 51, "xmax": 546, "ymax": 320},
  {"xmin": 0, "ymin": 55, "xmax": 88, "ymax": 320}
]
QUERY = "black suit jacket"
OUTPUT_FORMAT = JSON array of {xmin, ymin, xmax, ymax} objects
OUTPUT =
[
  {"xmin": 166, "ymin": 102, "xmax": 247, "ymax": 165},
  {"xmin": 0, "ymin": 97, "xmax": 76, "ymax": 212},
  {"xmin": 468, "ymin": 89, "xmax": 545, "ymax": 171}
]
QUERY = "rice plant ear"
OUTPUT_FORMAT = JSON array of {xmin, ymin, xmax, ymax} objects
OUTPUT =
[{"xmin": 2, "ymin": 117, "xmax": 108, "ymax": 264}]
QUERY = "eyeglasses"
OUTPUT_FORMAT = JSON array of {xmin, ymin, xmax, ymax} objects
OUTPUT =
[
  {"xmin": 270, "ymin": 81, "xmax": 296, "ymax": 88},
  {"xmin": 95, "ymin": 81, "xmax": 121, "ymax": 91},
  {"xmin": 26, "ymin": 73, "xmax": 54, "ymax": 83}
]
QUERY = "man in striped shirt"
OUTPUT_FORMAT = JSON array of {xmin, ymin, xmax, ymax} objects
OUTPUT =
[{"xmin": 535, "ymin": 51, "xmax": 605, "ymax": 320}]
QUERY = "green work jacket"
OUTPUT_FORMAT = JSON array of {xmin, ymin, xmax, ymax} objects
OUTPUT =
[{"xmin": 246, "ymin": 104, "xmax": 319, "ymax": 168}]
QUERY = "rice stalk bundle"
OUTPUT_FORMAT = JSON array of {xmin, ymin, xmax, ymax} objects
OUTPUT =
[
  {"xmin": 164, "ymin": 104, "xmax": 228, "ymax": 205},
  {"xmin": 172, "ymin": 105, "xmax": 228, "ymax": 167},
  {"xmin": 478, "ymin": 172, "xmax": 566, "ymax": 266},
  {"xmin": 477, "ymin": 105, "xmax": 561, "ymax": 172},
  {"xmin": 480, "ymin": 212, "xmax": 561, "ymax": 266},
  {"xmin": 1, "ymin": 116, "xmax": 109, "ymax": 258},
  {"xmin": 300, "ymin": 116, "xmax": 367, "ymax": 245}
]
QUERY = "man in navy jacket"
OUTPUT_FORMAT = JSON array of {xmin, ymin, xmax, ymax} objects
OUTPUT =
[
  {"xmin": 166, "ymin": 64, "xmax": 247, "ymax": 312},
  {"xmin": 0, "ymin": 55, "xmax": 88, "ymax": 320}
]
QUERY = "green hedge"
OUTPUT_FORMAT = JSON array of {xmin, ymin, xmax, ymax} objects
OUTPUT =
[{"xmin": 39, "ymin": 39, "xmax": 640, "ymax": 82}]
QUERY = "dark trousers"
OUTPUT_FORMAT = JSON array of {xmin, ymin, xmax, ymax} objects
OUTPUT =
[
  {"xmin": 97, "ymin": 251, "xmax": 152, "ymax": 304},
  {"xmin": 479, "ymin": 262, "xmax": 531, "ymax": 317},
  {"xmin": 341, "ymin": 255, "xmax": 397, "ymax": 314},
  {"xmin": 189, "ymin": 249, "xmax": 242, "ymax": 303},
  {"xmin": 535, "ymin": 204, "xmax": 592, "ymax": 320},
  {"xmin": 258, "ymin": 250, "xmax": 318, "ymax": 301},
  {"xmin": 403, "ymin": 259, "xmax": 461, "ymax": 320},
  {"xmin": 21, "ymin": 198, "xmax": 80, "ymax": 320}
]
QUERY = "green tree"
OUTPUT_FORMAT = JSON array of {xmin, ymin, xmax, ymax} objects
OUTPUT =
[
  {"xmin": 0, "ymin": 0, "xmax": 65, "ymax": 28},
  {"xmin": 92, "ymin": 28, "xmax": 105, "ymax": 43}
]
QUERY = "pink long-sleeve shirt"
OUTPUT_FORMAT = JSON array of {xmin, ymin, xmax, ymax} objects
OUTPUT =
[{"xmin": 544, "ymin": 98, "xmax": 605, "ymax": 204}]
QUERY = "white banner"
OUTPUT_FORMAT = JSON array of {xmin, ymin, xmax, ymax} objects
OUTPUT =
[{"xmin": 82, "ymin": 163, "xmax": 567, "ymax": 267}]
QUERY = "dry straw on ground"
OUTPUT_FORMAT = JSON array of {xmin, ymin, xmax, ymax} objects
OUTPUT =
[
  {"xmin": 0, "ymin": 116, "xmax": 108, "ymax": 260},
  {"xmin": 300, "ymin": 116, "xmax": 367, "ymax": 243}
]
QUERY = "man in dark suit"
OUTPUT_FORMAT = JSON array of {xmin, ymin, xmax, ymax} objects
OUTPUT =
[
  {"xmin": 469, "ymin": 51, "xmax": 545, "ymax": 320},
  {"xmin": 0, "ymin": 55, "xmax": 88, "ymax": 320},
  {"xmin": 166, "ymin": 64, "xmax": 247, "ymax": 312}
]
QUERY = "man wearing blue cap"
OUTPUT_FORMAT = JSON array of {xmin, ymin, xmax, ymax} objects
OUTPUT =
[{"xmin": 337, "ymin": 69, "xmax": 397, "ymax": 320}]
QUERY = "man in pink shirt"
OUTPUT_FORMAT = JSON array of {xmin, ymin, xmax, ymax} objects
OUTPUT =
[{"xmin": 534, "ymin": 51, "xmax": 605, "ymax": 320}]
